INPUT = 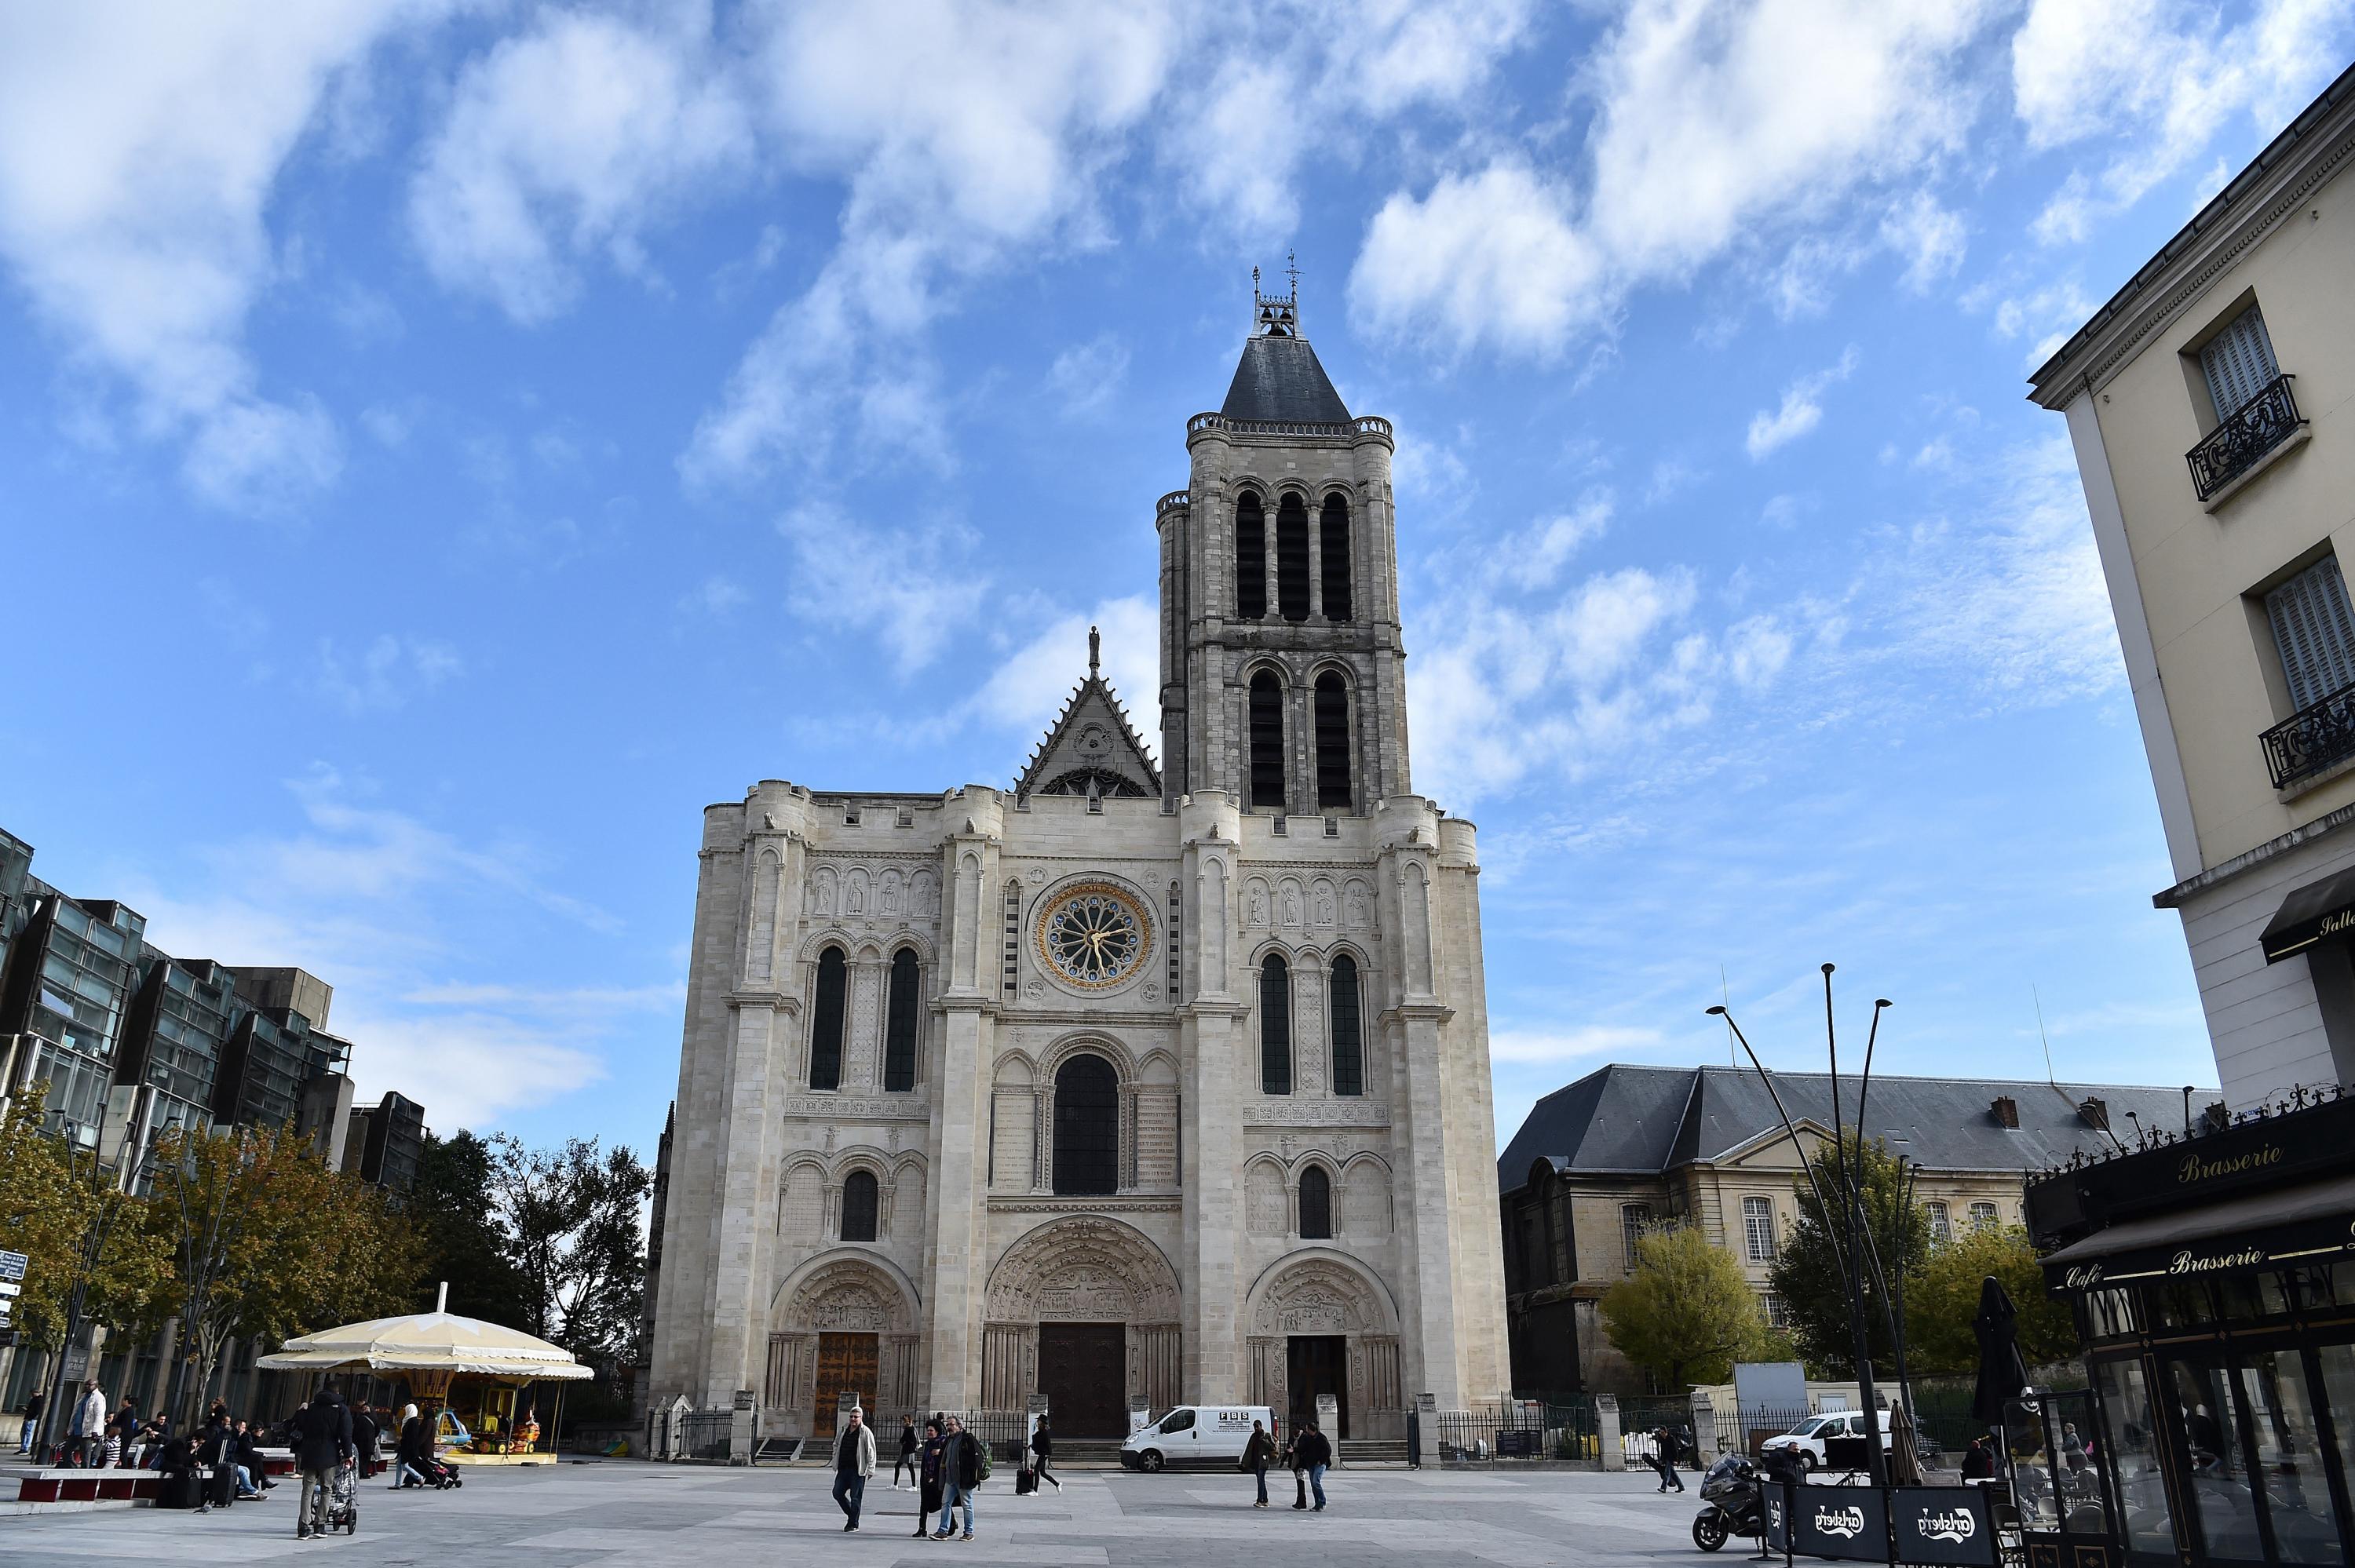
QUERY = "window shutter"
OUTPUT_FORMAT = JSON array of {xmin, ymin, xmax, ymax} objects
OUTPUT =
[
  {"xmin": 2266, "ymin": 556, "xmax": 2355, "ymax": 711},
  {"xmin": 2201, "ymin": 305, "xmax": 2280, "ymax": 419}
]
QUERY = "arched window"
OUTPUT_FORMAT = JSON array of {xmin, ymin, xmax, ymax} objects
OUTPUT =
[
  {"xmin": 1276, "ymin": 493, "xmax": 1310, "ymax": 621},
  {"xmin": 1053, "ymin": 1054, "xmax": 1119, "ymax": 1196},
  {"xmin": 1249, "ymin": 670, "xmax": 1285, "ymax": 811},
  {"xmin": 840, "ymin": 1169, "xmax": 879, "ymax": 1242},
  {"xmin": 1320, "ymin": 494, "xmax": 1352, "ymax": 621},
  {"xmin": 883, "ymin": 948, "xmax": 920, "ymax": 1091},
  {"xmin": 1314, "ymin": 672, "xmax": 1351, "ymax": 811},
  {"xmin": 809, "ymin": 946, "xmax": 847, "ymax": 1091},
  {"xmin": 1328, "ymin": 953, "xmax": 1364, "ymax": 1096},
  {"xmin": 1235, "ymin": 493, "xmax": 1266, "ymax": 620},
  {"xmin": 1298, "ymin": 1165, "xmax": 1332, "ymax": 1240},
  {"xmin": 1260, "ymin": 954, "xmax": 1292, "ymax": 1094}
]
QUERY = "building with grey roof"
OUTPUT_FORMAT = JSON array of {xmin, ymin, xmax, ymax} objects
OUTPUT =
[{"xmin": 1497, "ymin": 1063, "xmax": 2207, "ymax": 1396}]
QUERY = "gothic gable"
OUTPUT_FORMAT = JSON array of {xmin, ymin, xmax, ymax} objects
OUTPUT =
[{"xmin": 1016, "ymin": 629, "xmax": 1161, "ymax": 802}]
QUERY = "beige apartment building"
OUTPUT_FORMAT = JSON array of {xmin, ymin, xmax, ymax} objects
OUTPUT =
[
  {"xmin": 1495, "ymin": 1066, "xmax": 2188, "ymax": 1395},
  {"xmin": 2032, "ymin": 65, "xmax": 2355, "ymax": 1110}
]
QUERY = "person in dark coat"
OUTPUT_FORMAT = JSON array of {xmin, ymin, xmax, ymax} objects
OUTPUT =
[
  {"xmin": 932, "ymin": 1414, "xmax": 980, "ymax": 1541},
  {"xmin": 351, "ymin": 1401, "xmax": 382, "ymax": 1477},
  {"xmin": 18, "ymin": 1388, "xmax": 45, "ymax": 1454},
  {"xmin": 893, "ymin": 1415, "xmax": 919, "ymax": 1490},
  {"xmin": 1242, "ymin": 1420, "xmax": 1276, "ymax": 1508},
  {"xmin": 232, "ymin": 1419, "xmax": 272, "ymax": 1497},
  {"xmin": 195, "ymin": 1407, "xmax": 236, "ymax": 1510},
  {"xmin": 153, "ymin": 1431, "xmax": 202, "ymax": 1509},
  {"xmin": 914, "ymin": 1418, "xmax": 945, "ymax": 1538},
  {"xmin": 1652, "ymin": 1425, "xmax": 1685, "ymax": 1492},
  {"xmin": 292, "ymin": 1382, "xmax": 354, "ymax": 1539},
  {"xmin": 1962, "ymin": 1437, "xmax": 1997, "ymax": 1481},
  {"xmin": 1029, "ymin": 1415, "xmax": 1061, "ymax": 1493},
  {"xmin": 1294, "ymin": 1420, "xmax": 1333, "ymax": 1511}
]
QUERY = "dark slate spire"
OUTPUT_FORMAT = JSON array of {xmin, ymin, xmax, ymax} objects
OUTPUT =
[{"xmin": 1220, "ymin": 257, "xmax": 1351, "ymax": 424}]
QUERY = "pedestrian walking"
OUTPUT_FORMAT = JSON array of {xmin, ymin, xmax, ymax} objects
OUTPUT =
[
  {"xmin": 933, "ymin": 1413, "xmax": 980, "ymax": 1541},
  {"xmin": 1294, "ymin": 1420, "xmax": 1332, "ymax": 1511},
  {"xmin": 1030, "ymin": 1415, "xmax": 1061, "ymax": 1492},
  {"xmin": 352, "ymin": 1400, "xmax": 383, "ymax": 1479},
  {"xmin": 108, "ymin": 1398, "xmax": 140, "ymax": 1468},
  {"xmin": 913, "ymin": 1418, "xmax": 945, "ymax": 1537},
  {"xmin": 1283, "ymin": 1425, "xmax": 1307, "ymax": 1508},
  {"xmin": 69, "ymin": 1379, "xmax": 106, "ymax": 1467},
  {"xmin": 893, "ymin": 1415, "xmax": 918, "ymax": 1489},
  {"xmin": 1242, "ymin": 1419, "xmax": 1276, "ymax": 1508},
  {"xmin": 18, "ymin": 1389, "xmax": 44, "ymax": 1454},
  {"xmin": 292, "ymin": 1380, "xmax": 355, "ymax": 1539},
  {"xmin": 831, "ymin": 1407, "xmax": 876, "ymax": 1532},
  {"xmin": 1652, "ymin": 1426, "xmax": 1685, "ymax": 1493}
]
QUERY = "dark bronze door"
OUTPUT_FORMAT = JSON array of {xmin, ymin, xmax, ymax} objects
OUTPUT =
[
  {"xmin": 1039, "ymin": 1323, "xmax": 1127, "ymax": 1437},
  {"xmin": 814, "ymin": 1331, "xmax": 879, "ymax": 1439},
  {"xmin": 1287, "ymin": 1335, "xmax": 1349, "ymax": 1439}
]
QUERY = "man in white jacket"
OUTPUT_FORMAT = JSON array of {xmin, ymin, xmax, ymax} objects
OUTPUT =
[
  {"xmin": 831, "ymin": 1407, "xmax": 877, "ymax": 1533},
  {"xmin": 71, "ymin": 1380, "xmax": 107, "ymax": 1467}
]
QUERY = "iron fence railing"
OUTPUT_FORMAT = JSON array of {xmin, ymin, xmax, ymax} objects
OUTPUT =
[
  {"xmin": 2262, "ymin": 678, "xmax": 2355, "ymax": 790},
  {"xmin": 1429, "ymin": 1399, "xmax": 1598, "ymax": 1464},
  {"xmin": 677, "ymin": 1410, "xmax": 732, "ymax": 1461},
  {"xmin": 2187, "ymin": 372, "xmax": 2302, "ymax": 501}
]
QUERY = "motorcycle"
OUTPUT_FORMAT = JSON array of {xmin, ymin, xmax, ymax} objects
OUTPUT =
[{"xmin": 1693, "ymin": 1454, "xmax": 1765, "ymax": 1552}]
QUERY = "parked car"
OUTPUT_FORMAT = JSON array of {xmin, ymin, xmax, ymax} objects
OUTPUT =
[{"xmin": 1119, "ymin": 1406, "xmax": 1277, "ymax": 1472}]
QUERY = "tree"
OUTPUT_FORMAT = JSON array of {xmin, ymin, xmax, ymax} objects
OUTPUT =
[
  {"xmin": 1767, "ymin": 1133, "xmax": 1931, "ymax": 1377},
  {"xmin": 0, "ymin": 1081, "xmax": 173, "ymax": 1352},
  {"xmin": 409, "ymin": 1130, "xmax": 531, "ymax": 1327},
  {"xmin": 485, "ymin": 1134, "xmax": 648, "ymax": 1373},
  {"xmin": 1601, "ymin": 1223, "xmax": 1773, "ymax": 1390},
  {"xmin": 1904, "ymin": 1223, "xmax": 2077, "ymax": 1377},
  {"xmin": 152, "ymin": 1121, "xmax": 423, "ymax": 1425}
]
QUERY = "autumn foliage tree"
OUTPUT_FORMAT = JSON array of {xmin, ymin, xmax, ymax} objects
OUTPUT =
[
  {"xmin": 0, "ymin": 1081, "xmax": 173, "ymax": 1354},
  {"xmin": 151, "ymin": 1121, "xmax": 423, "ymax": 1425}
]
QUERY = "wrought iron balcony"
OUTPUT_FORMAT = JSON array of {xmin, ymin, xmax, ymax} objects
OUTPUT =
[
  {"xmin": 2262, "ymin": 679, "xmax": 2355, "ymax": 790},
  {"xmin": 2188, "ymin": 373, "xmax": 2303, "ymax": 502}
]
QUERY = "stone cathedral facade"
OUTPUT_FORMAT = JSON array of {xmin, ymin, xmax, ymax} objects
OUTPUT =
[{"xmin": 647, "ymin": 281, "xmax": 1509, "ymax": 1443}]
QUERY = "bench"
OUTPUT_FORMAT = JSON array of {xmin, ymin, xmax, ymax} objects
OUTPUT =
[{"xmin": 15, "ymin": 1467, "xmax": 164, "ymax": 1504}]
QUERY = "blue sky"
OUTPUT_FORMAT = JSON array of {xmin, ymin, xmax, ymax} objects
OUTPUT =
[{"xmin": 2, "ymin": 1, "xmax": 2347, "ymax": 1159}]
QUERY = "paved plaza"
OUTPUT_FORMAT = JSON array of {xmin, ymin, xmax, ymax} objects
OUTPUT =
[{"xmin": 0, "ymin": 1460, "xmax": 1719, "ymax": 1566}]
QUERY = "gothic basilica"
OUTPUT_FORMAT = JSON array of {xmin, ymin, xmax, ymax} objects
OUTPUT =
[{"xmin": 646, "ymin": 280, "xmax": 1509, "ymax": 1444}]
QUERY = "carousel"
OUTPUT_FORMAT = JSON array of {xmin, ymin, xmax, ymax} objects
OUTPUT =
[{"xmin": 257, "ymin": 1285, "xmax": 593, "ymax": 1465}]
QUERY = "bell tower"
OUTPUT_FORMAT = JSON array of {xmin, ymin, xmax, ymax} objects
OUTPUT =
[{"xmin": 1156, "ymin": 264, "xmax": 1410, "ymax": 817}]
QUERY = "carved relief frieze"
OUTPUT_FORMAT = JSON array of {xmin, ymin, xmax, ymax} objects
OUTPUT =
[{"xmin": 1244, "ymin": 1098, "xmax": 1392, "ymax": 1128}]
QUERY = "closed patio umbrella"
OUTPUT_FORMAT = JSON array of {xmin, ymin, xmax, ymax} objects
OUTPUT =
[{"xmin": 1970, "ymin": 1275, "xmax": 2032, "ymax": 1426}]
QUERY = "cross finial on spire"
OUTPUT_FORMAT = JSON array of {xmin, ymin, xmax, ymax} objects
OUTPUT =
[
  {"xmin": 1286, "ymin": 249, "xmax": 1300, "ymax": 294},
  {"xmin": 1088, "ymin": 624, "xmax": 1101, "ymax": 679}
]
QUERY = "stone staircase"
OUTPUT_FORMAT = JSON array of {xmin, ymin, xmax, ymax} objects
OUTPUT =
[{"xmin": 1338, "ymin": 1439, "xmax": 1409, "ymax": 1466}]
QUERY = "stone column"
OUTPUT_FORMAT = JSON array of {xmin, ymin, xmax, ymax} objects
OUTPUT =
[
  {"xmin": 1180, "ymin": 802, "xmax": 1245, "ymax": 1405},
  {"xmin": 924, "ymin": 801, "xmax": 1002, "ymax": 1409}
]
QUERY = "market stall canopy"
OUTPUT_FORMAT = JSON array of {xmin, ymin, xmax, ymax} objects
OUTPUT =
[{"xmin": 254, "ymin": 1311, "xmax": 593, "ymax": 1380}]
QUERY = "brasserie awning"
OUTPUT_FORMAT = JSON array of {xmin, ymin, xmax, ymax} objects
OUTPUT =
[
  {"xmin": 2040, "ymin": 1171, "xmax": 2355, "ymax": 1290},
  {"xmin": 2260, "ymin": 863, "xmax": 2355, "ymax": 961}
]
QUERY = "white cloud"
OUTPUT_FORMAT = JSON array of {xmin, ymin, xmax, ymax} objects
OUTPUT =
[
  {"xmin": 1353, "ymin": 0, "xmax": 1996, "ymax": 356},
  {"xmin": 678, "ymin": 574, "xmax": 747, "ymax": 618},
  {"xmin": 1488, "ymin": 1023, "xmax": 1667, "ymax": 1065},
  {"xmin": 313, "ymin": 633, "xmax": 465, "ymax": 713},
  {"xmin": 973, "ymin": 595, "xmax": 1160, "ymax": 752},
  {"xmin": 1746, "ymin": 346, "xmax": 1860, "ymax": 460},
  {"xmin": 681, "ymin": 2, "xmax": 1176, "ymax": 483},
  {"xmin": 1046, "ymin": 333, "xmax": 1131, "ymax": 417},
  {"xmin": 411, "ymin": 6, "xmax": 754, "ymax": 323},
  {"xmin": 1351, "ymin": 163, "xmax": 1603, "ymax": 357},
  {"xmin": 1880, "ymin": 190, "xmax": 1968, "ymax": 292},
  {"xmin": 122, "ymin": 768, "xmax": 633, "ymax": 1125},
  {"xmin": 0, "ymin": 1, "xmax": 451, "ymax": 509},
  {"xmin": 775, "ymin": 503, "xmax": 992, "ymax": 676},
  {"xmin": 2014, "ymin": 0, "xmax": 2354, "ymax": 242}
]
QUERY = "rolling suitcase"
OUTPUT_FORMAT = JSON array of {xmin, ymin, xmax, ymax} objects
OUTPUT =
[{"xmin": 1015, "ymin": 1464, "xmax": 1037, "ymax": 1496}]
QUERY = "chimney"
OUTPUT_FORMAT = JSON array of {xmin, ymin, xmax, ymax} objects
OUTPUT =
[
  {"xmin": 1990, "ymin": 1095, "xmax": 2020, "ymax": 1129},
  {"xmin": 2076, "ymin": 1096, "xmax": 2109, "ymax": 1130}
]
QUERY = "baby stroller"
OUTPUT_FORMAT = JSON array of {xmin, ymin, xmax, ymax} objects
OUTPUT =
[{"xmin": 323, "ymin": 1458, "xmax": 360, "ymax": 1534}]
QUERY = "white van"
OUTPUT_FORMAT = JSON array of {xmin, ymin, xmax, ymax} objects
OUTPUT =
[
  {"xmin": 1119, "ymin": 1406, "xmax": 1278, "ymax": 1471},
  {"xmin": 1759, "ymin": 1409, "xmax": 1896, "ymax": 1471}
]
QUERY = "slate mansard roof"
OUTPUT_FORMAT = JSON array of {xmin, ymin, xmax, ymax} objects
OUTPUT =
[
  {"xmin": 1221, "ymin": 332, "xmax": 1353, "ymax": 425},
  {"xmin": 1497, "ymin": 1063, "xmax": 2209, "ymax": 1191}
]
